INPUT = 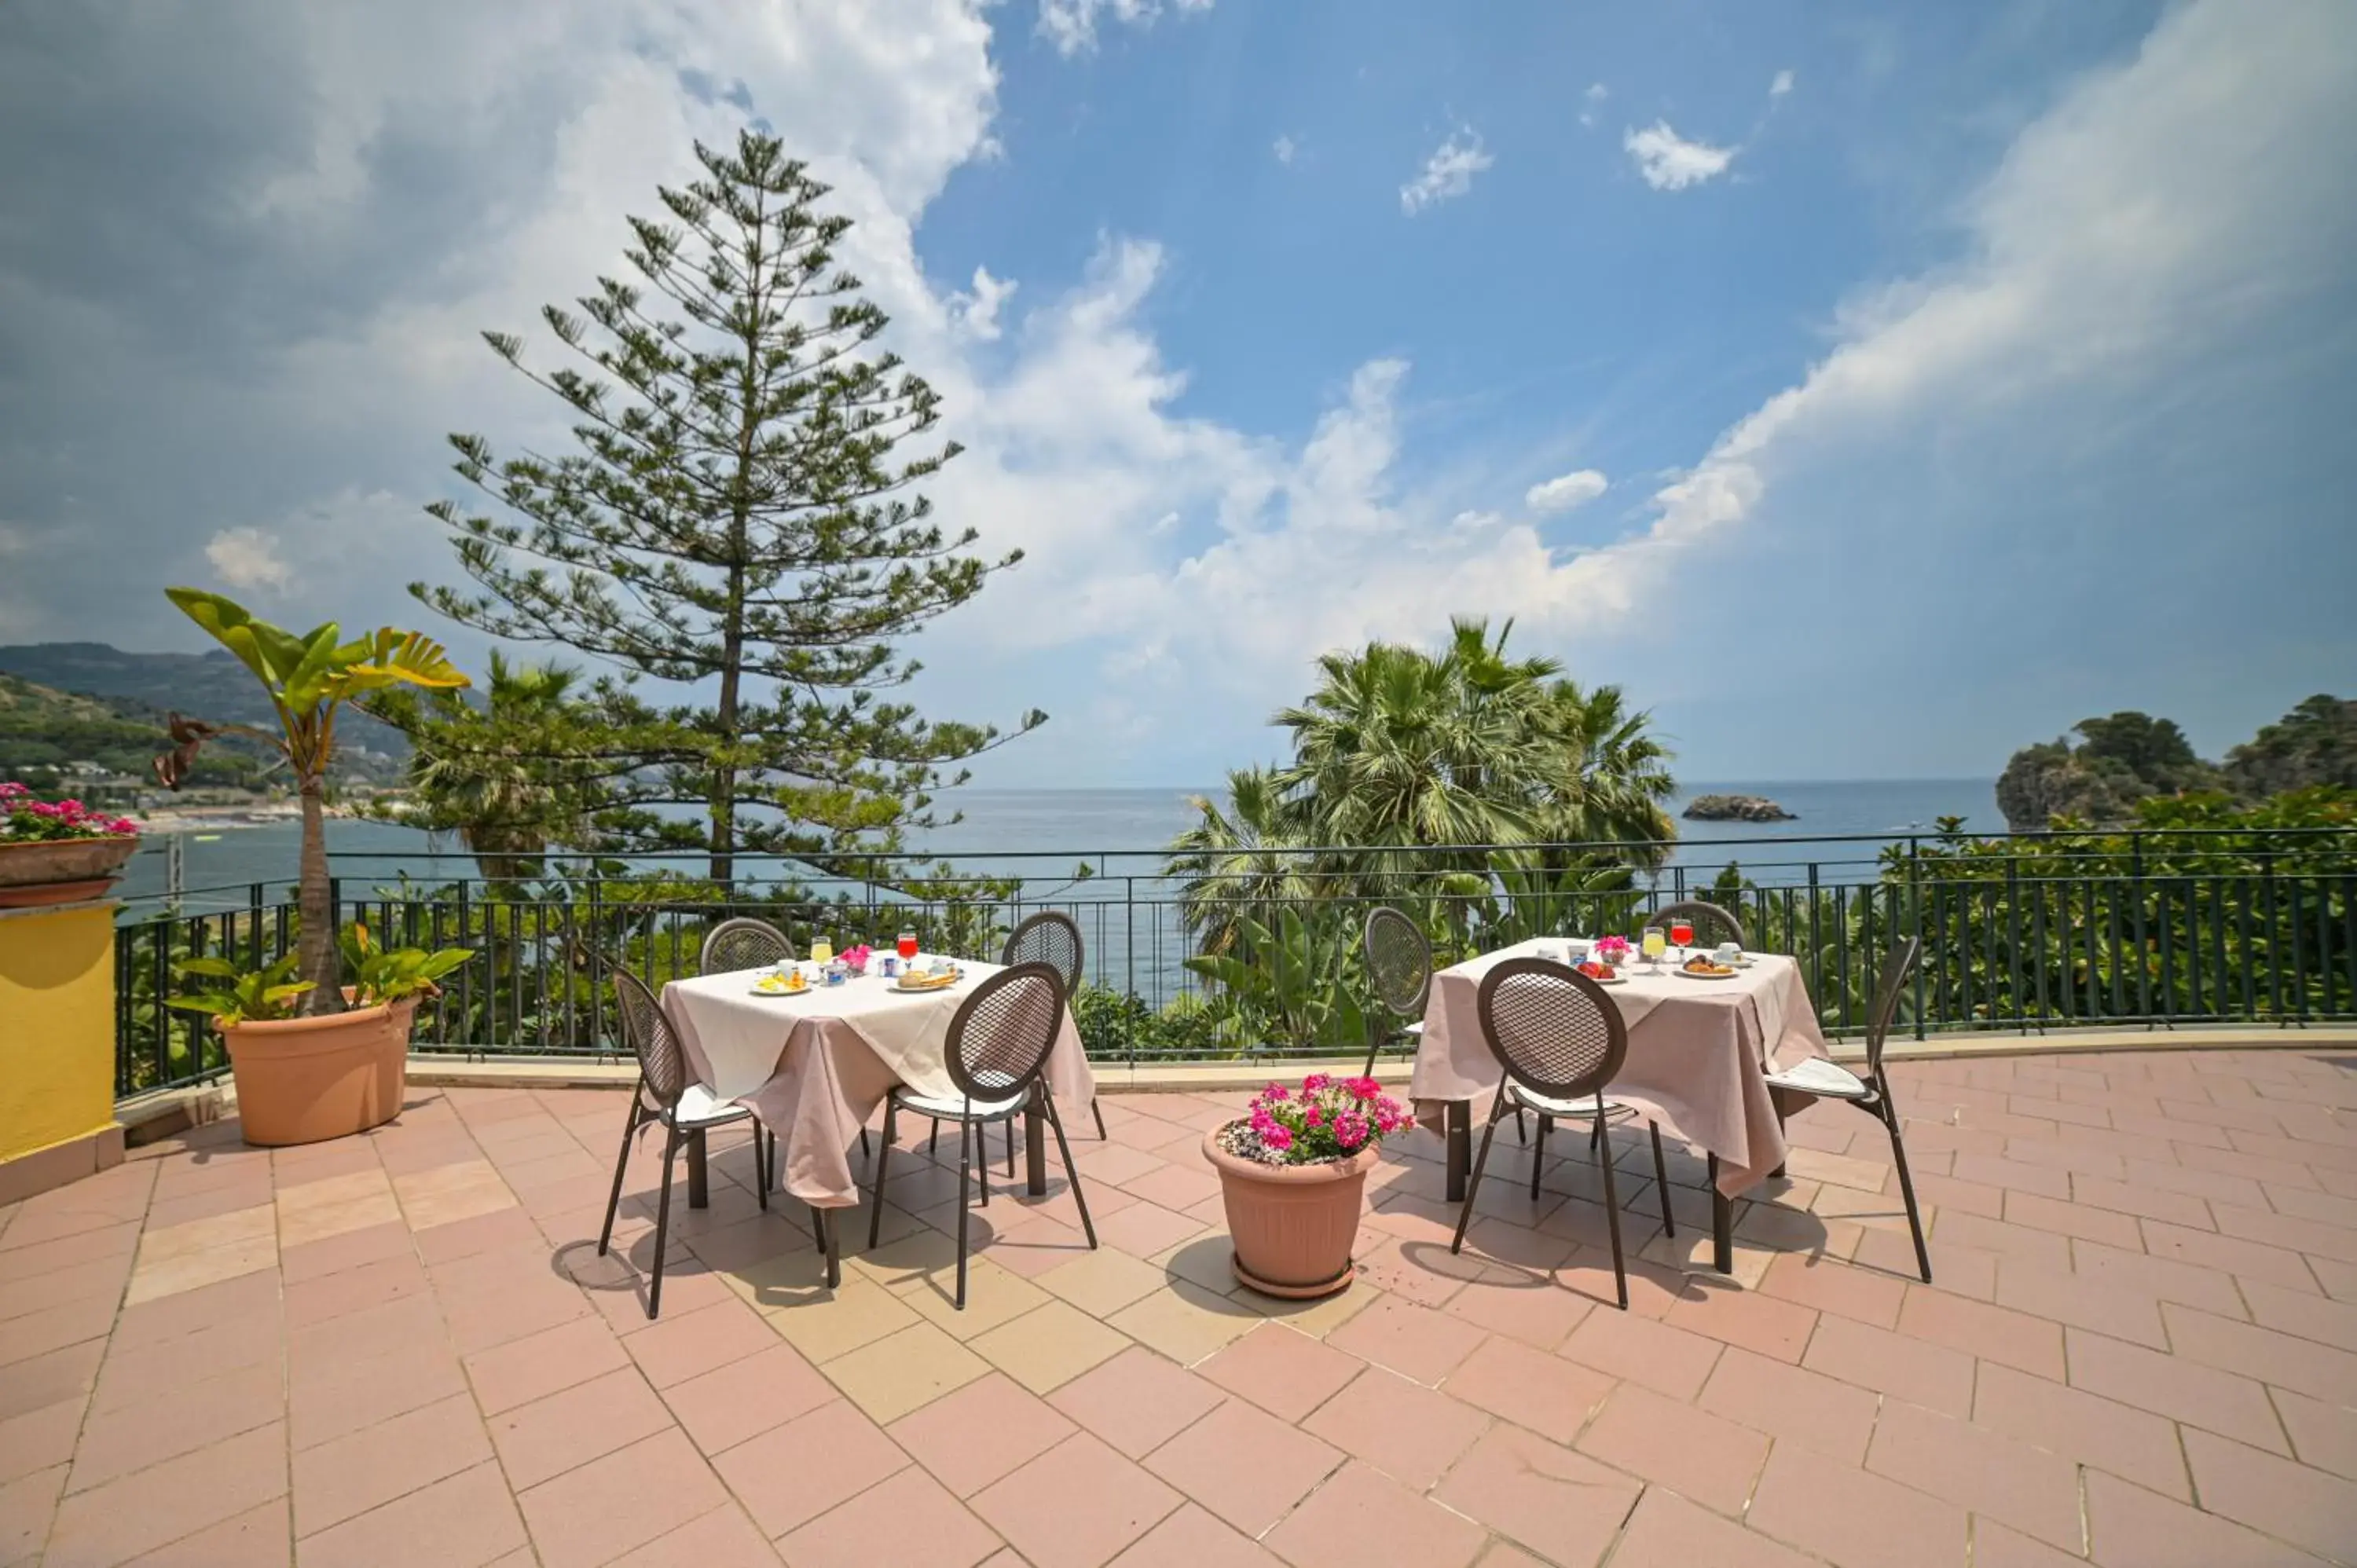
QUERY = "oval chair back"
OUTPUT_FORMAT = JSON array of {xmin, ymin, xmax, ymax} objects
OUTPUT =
[
  {"xmin": 1363, "ymin": 907, "xmax": 1433, "ymax": 1020},
  {"xmin": 612, "ymin": 967, "xmax": 691, "ymax": 1117},
  {"xmin": 1473, "ymin": 957, "xmax": 1629, "ymax": 1105},
  {"xmin": 1002, "ymin": 911, "xmax": 1084, "ymax": 996},
  {"xmin": 1651, "ymin": 899, "xmax": 1748, "ymax": 951},
  {"xmin": 944, "ymin": 963, "xmax": 1068, "ymax": 1108},
  {"xmin": 1863, "ymin": 936, "xmax": 1923, "ymax": 1079},
  {"xmin": 700, "ymin": 917, "xmax": 793, "ymax": 977}
]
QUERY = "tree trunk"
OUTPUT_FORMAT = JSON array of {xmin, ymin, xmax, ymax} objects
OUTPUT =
[{"xmin": 296, "ymin": 778, "xmax": 344, "ymax": 1016}]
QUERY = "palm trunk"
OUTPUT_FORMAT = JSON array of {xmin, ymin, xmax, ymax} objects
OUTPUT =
[{"xmin": 296, "ymin": 778, "xmax": 344, "ymax": 1016}]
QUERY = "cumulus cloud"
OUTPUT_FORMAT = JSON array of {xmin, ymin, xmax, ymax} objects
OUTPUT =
[
  {"xmin": 1623, "ymin": 121, "xmax": 1736, "ymax": 190},
  {"xmin": 1771, "ymin": 69, "xmax": 1794, "ymax": 97},
  {"xmin": 1272, "ymin": 134, "xmax": 1296, "ymax": 165},
  {"xmin": 951, "ymin": 266, "xmax": 1017, "ymax": 341},
  {"xmin": 1036, "ymin": 0, "xmax": 1211, "ymax": 57},
  {"xmin": 203, "ymin": 528, "xmax": 293, "ymax": 593},
  {"xmin": 1399, "ymin": 129, "xmax": 1492, "ymax": 214},
  {"xmin": 1579, "ymin": 83, "xmax": 1607, "ymax": 129},
  {"xmin": 1524, "ymin": 470, "xmax": 1608, "ymax": 514}
]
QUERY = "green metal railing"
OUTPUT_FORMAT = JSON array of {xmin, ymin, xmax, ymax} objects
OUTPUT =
[{"xmin": 112, "ymin": 827, "xmax": 2357, "ymax": 1099}]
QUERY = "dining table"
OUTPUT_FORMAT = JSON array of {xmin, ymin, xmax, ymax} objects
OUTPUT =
[
  {"xmin": 659, "ymin": 953, "xmax": 1098, "ymax": 1220},
  {"xmin": 1410, "ymin": 936, "xmax": 1831, "ymax": 1273}
]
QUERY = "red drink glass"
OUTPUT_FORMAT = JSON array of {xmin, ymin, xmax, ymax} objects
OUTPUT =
[
  {"xmin": 896, "ymin": 930, "xmax": 919, "ymax": 962},
  {"xmin": 1669, "ymin": 919, "xmax": 1695, "ymax": 948}
]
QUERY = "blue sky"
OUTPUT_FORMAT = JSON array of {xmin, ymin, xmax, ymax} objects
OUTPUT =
[{"xmin": 1, "ymin": 0, "xmax": 2350, "ymax": 787}]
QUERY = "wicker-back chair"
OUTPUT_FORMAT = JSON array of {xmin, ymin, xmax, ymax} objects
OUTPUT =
[
  {"xmin": 1650, "ymin": 899, "xmax": 1748, "ymax": 951},
  {"xmin": 699, "ymin": 917, "xmax": 793, "ymax": 976},
  {"xmin": 1361, "ymin": 907, "xmax": 1430, "ymax": 1075},
  {"xmin": 1450, "ymin": 958, "xmax": 1668, "ymax": 1310},
  {"xmin": 599, "ymin": 969, "xmax": 808, "ymax": 1314},
  {"xmin": 1761, "ymin": 936, "xmax": 1930, "ymax": 1280},
  {"xmin": 865, "ymin": 964, "xmax": 1096, "ymax": 1307},
  {"xmin": 1002, "ymin": 911, "xmax": 1104, "ymax": 1140}
]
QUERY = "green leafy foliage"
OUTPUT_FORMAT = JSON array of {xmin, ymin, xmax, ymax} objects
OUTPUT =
[
  {"xmin": 337, "ymin": 921, "xmax": 474, "ymax": 1006},
  {"xmin": 166, "ymin": 952, "xmax": 313, "ymax": 1028}
]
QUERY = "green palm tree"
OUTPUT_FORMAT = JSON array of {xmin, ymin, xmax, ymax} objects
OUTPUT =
[
  {"xmin": 375, "ymin": 652, "xmax": 602, "ymax": 882},
  {"xmin": 1164, "ymin": 765, "xmax": 1317, "ymax": 956},
  {"xmin": 1536, "ymin": 677, "xmax": 1678, "ymax": 853}
]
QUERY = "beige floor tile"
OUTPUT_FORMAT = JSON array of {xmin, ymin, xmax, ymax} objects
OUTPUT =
[
  {"xmin": 278, "ymin": 1184, "xmax": 404, "ymax": 1251},
  {"xmin": 1638, "ymin": 1227, "xmax": 1776, "ymax": 1290},
  {"xmin": 1235, "ymin": 1278, "xmax": 1382, "ymax": 1340},
  {"xmin": 892, "ymin": 1257, "xmax": 1054, "ymax": 1342},
  {"xmin": 1035, "ymin": 1248, "xmax": 1170, "ymax": 1319},
  {"xmin": 1109, "ymin": 1280, "xmax": 1265, "ymax": 1367},
  {"xmin": 275, "ymin": 1168, "xmax": 392, "ymax": 1217},
  {"xmin": 393, "ymin": 1160, "xmax": 518, "ymax": 1231},
  {"xmin": 124, "ymin": 1232, "xmax": 279, "ymax": 1306},
  {"xmin": 134, "ymin": 1204, "xmax": 275, "ymax": 1267},
  {"xmin": 823, "ymin": 1321, "xmax": 991, "ymax": 1424},
  {"xmin": 847, "ymin": 1225, "xmax": 965, "ymax": 1292},
  {"xmin": 1152, "ymin": 1233, "xmax": 1248, "ymax": 1299},
  {"xmin": 757, "ymin": 1273, "xmax": 922, "ymax": 1365},
  {"xmin": 970, "ymin": 1299, "xmax": 1132, "ymax": 1394}
]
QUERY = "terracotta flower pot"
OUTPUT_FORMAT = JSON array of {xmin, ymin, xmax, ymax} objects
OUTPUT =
[
  {"xmin": 1204, "ymin": 1125, "xmax": 1382, "ymax": 1299},
  {"xmin": 0, "ymin": 837, "xmax": 138, "ymax": 908},
  {"xmin": 223, "ymin": 998, "xmax": 418, "ymax": 1147}
]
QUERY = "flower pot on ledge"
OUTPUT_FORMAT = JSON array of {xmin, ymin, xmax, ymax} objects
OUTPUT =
[
  {"xmin": 223, "ymin": 996, "xmax": 420, "ymax": 1146},
  {"xmin": 1204, "ymin": 1127, "xmax": 1380, "ymax": 1299},
  {"xmin": 0, "ymin": 837, "xmax": 138, "ymax": 909}
]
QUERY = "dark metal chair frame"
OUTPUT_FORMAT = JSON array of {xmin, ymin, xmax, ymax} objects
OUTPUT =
[
  {"xmin": 1448, "ymin": 957, "xmax": 1670, "ymax": 1310},
  {"xmin": 1649, "ymin": 899, "xmax": 1749, "ymax": 951},
  {"xmin": 1762, "ymin": 936, "xmax": 1932, "ymax": 1281},
  {"xmin": 1364, "ymin": 907, "xmax": 1527, "ymax": 1144},
  {"xmin": 697, "ymin": 916, "xmax": 870, "ymax": 1173},
  {"xmin": 929, "ymin": 910, "xmax": 1102, "ymax": 1162},
  {"xmin": 598, "ymin": 968, "xmax": 835, "ymax": 1314},
  {"xmin": 698, "ymin": 915, "xmax": 794, "ymax": 976},
  {"xmin": 867, "ymin": 963, "xmax": 1096, "ymax": 1308}
]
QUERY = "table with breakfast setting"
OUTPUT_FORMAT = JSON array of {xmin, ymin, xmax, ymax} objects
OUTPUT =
[
  {"xmin": 659, "ymin": 947, "xmax": 1097, "ymax": 1213},
  {"xmin": 1409, "ymin": 932, "xmax": 1831, "ymax": 1273}
]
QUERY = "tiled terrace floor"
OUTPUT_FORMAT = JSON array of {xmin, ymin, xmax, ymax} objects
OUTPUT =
[{"xmin": 7, "ymin": 1048, "xmax": 2357, "ymax": 1566}]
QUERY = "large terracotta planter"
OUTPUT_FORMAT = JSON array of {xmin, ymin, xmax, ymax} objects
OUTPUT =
[
  {"xmin": 0, "ymin": 837, "xmax": 138, "ymax": 908},
  {"xmin": 1204, "ymin": 1126, "xmax": 1381, "ymax": 1299},
  {"xmin": 223, "ymin": 998, "xmax": 417, "ymax": 1146}
]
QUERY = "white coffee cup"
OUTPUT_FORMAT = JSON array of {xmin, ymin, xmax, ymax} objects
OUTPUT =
[{"xmin": 1715, "ymin": 941, "xmax": 1743, "ymax": 962}]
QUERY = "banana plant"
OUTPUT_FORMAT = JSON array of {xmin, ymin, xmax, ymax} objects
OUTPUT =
[
  {"xmin": 155, "ymin": 589, "xmax": 470, "ymax": 1014},
  {"xmin": 166, "ymin": 953, "xmax": 313, "ymax": 1028},
  {"xmin": 1186, "ymin": 905, "xmax": 1368, "ymax": 1055}
]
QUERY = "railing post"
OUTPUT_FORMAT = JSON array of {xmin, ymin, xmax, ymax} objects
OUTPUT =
[{"xmin": 1907, "ymin": 836, "xmax": 1926, "ymax": 1040}]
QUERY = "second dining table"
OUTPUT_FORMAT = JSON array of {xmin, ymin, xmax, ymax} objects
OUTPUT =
[
  {"xmin": 1410, "ymin": 936, "xmax": 1831, "ymax": 1273},
  {"xmin": 660, "ymin": 952, "xmax": 1098, "ymax": 1215}
]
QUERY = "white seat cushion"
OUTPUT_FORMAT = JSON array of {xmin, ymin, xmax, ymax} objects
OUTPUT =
[
  {"xmin": 896, "ymin": 1085, "xmax": 1030, "ymax": 1121},
  {"xmin": 662, "ymin": 1082, "xmax": 753, "ymax": 1127},
  {"xmin": 1505, "ymin": 1083, "xmax": 1631, "ymax": 1120},
  {"xmin": 1403, "ymin": 1020, "xmax": 1424, "ymax": 1036},
  {"xmin": 1762, "ymin": 1056, "xmax": 1871, "ymax": 1100}
]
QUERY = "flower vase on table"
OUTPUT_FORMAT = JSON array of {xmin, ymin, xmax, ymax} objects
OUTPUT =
[{"xmin": 1204, "ymin": 1074, "xmax": 1414, "ymax": 1299}]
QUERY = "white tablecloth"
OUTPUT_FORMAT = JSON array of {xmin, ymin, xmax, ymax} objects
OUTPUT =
[
  {"xmin": 1411, "ymin": 936, "xmax": 1830, "ymax": 1195},
  {"xmin": 660, "ymin": 955, "xmax": 1096, "ymax": 1207}
]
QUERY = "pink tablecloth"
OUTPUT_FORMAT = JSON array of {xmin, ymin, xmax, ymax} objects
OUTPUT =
[
  {"xmin": 1411, "ymin": 937, "xmax": 1829, "ymax": 1196},
  {"xmin": 662, "ymin": 965, "xmax": 1095, "ymax": 1208}
]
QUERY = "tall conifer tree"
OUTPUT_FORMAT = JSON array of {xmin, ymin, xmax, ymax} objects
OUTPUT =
[{"xmin": 417, "ymin": 131, "xmax": 1040, "ymax": 881}]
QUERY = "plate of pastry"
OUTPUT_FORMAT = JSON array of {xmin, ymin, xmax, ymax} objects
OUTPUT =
[{"xmin": 1678, "ymin": 955, "xmax": 1739, "ymax": 980}]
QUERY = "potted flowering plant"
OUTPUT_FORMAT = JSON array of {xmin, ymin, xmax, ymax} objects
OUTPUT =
[
  {"xmin": 0, "ymin": 782, "xmax": 141, "ymax": 907},
  {"xmin": 1203, "ymin": 1072, "xmax": 1413, "ymax": 1299}
]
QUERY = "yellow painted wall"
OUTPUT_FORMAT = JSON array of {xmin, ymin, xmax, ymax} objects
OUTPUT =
[{"xmin": 0, "ymin": 903, "xmax": 118, "ymax": 1164}]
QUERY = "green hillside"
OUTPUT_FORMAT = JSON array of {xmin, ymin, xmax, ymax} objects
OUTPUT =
[
  {"xmin": 0, "ymin": 642, "xmax": 410, "ymax": 761},
  {"xmin": 0, "ymin": 672, "xmax": 266, "ymax": 788}
]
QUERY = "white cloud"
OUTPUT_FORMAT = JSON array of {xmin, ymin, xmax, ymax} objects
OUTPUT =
[
  {"xmin": 1399, "ymin": 129, "xmax": 1492, "ymax": 215},
  {"xmin": 1036, "ymin": 0, "xmax": 1211, "ymax": 57},
  {"xmin": 1567, "ymin": 0, "xmax": 2357, "ymax": 628},
  {"xmin": 1579, "ymin": 82, "xmax": 1607, "ymax": 128},
  {"xmin": 1623, "ymin": 121, "xmax": 1736, "ymax": 190},
  {"xmin": 1771, "ymin": 69, "xmax": 1794, "ymax": 97},
  {"xmin": 1524, "ymin": 469, "xmax": 1608, "ymax": 514},
  {"xmin": 951, "ymin": 266, "xmax": 1017, "ymax": 341},
  {"xmin": 1272, "ymin": 134, "xmax": 1296, "ymax": 165},
  {"xmin": 203, "ymin": 528, "xmax": 293, "ymax": 593}
]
